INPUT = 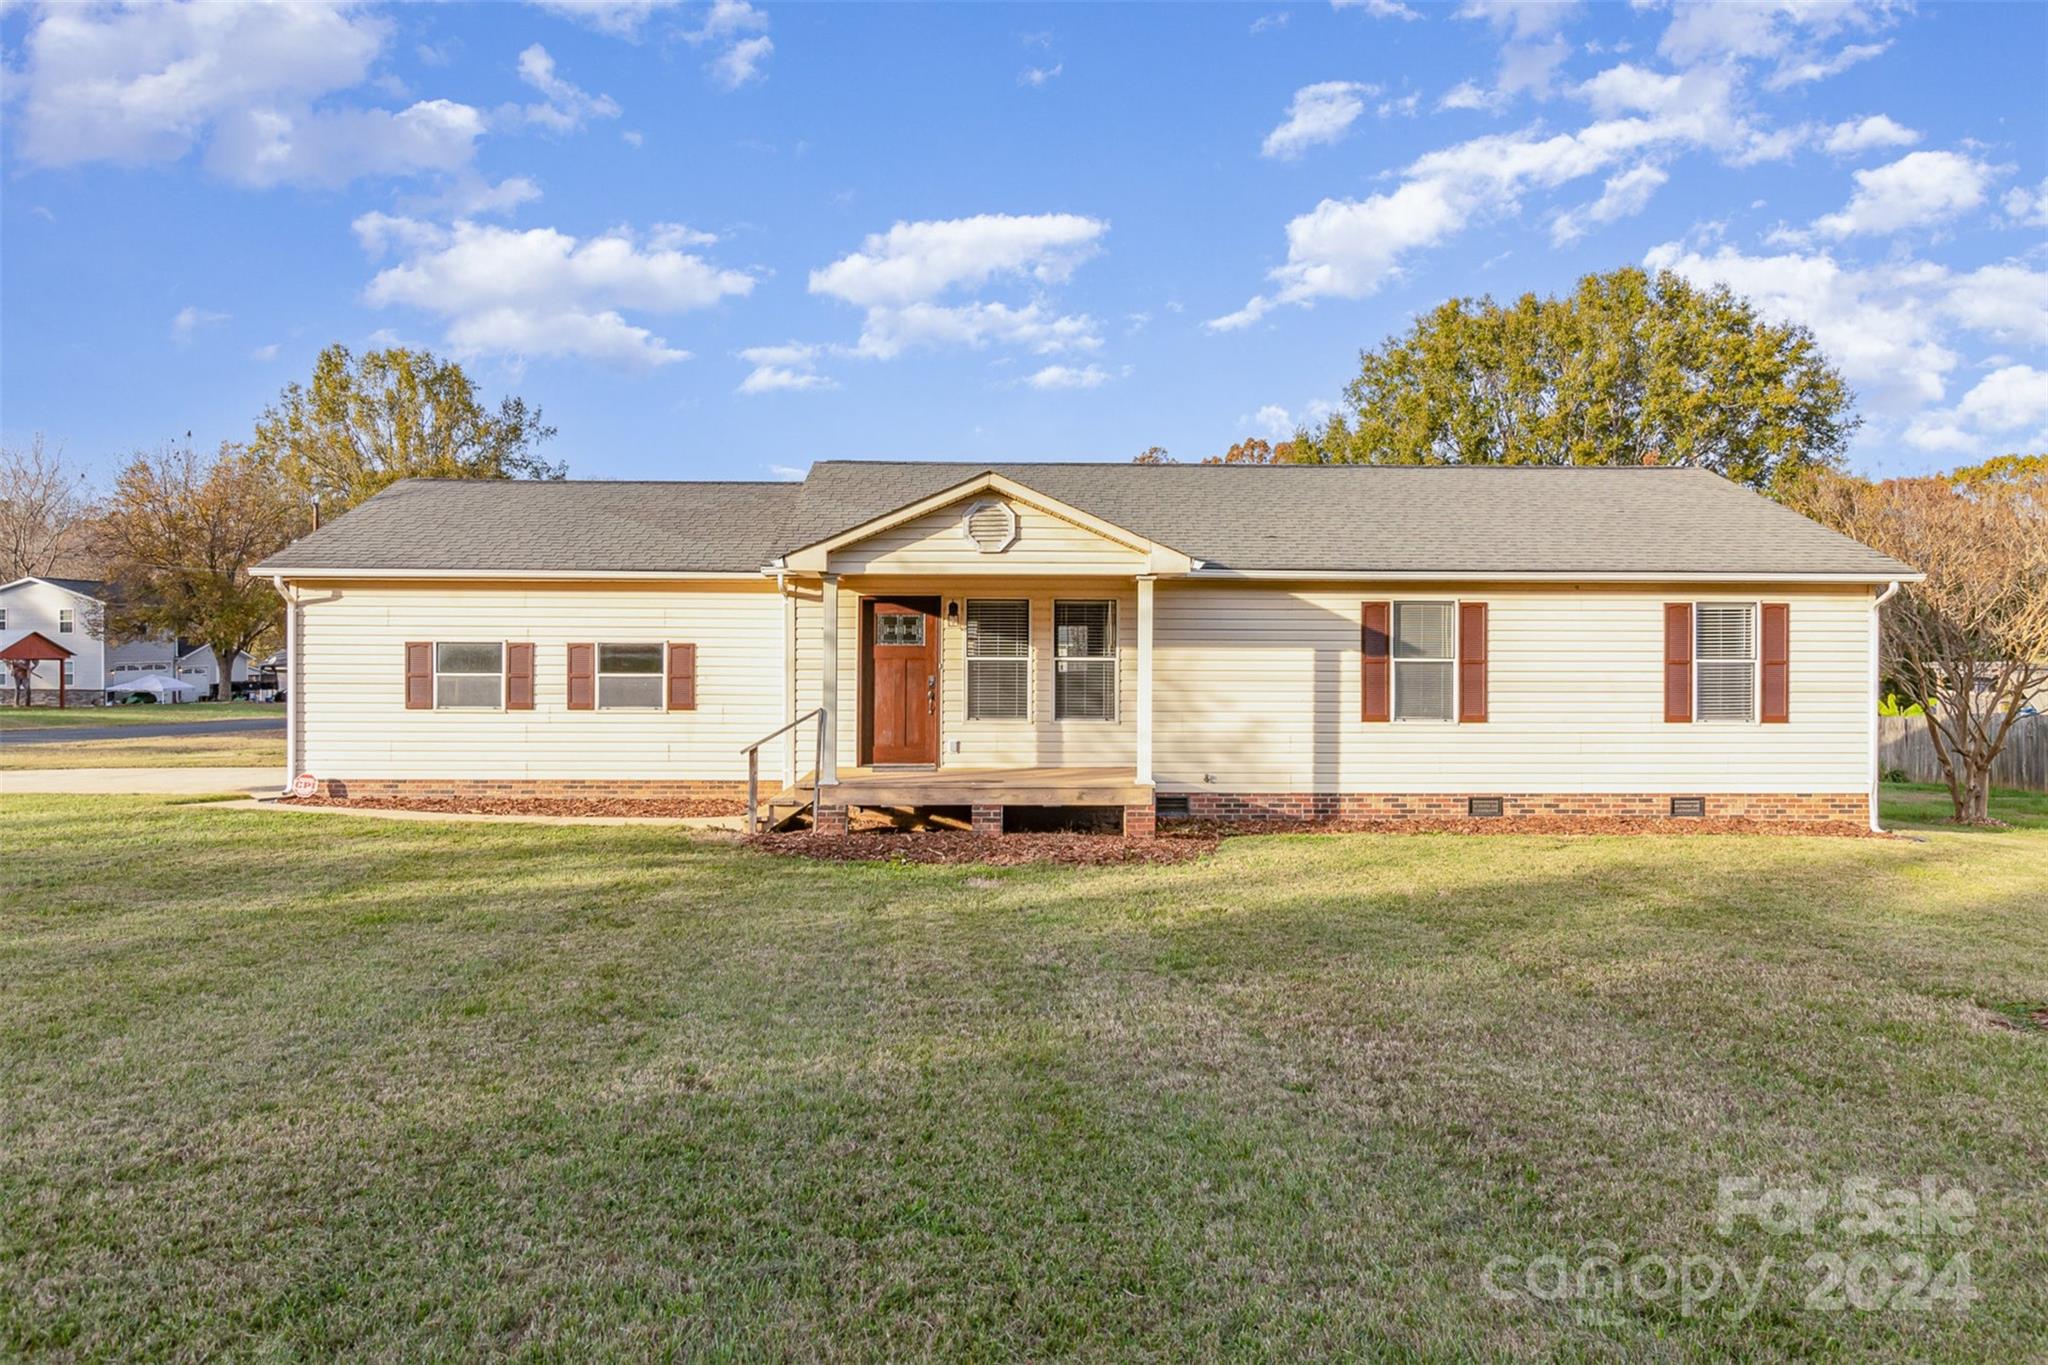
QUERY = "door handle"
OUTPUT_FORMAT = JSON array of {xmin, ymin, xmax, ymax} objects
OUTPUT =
[{"xmin": 927, "ymin": 674, "xmax": 936, "ymax": 714}]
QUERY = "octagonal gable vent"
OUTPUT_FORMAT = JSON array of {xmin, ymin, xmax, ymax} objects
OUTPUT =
[{"xmin": 960, "ymin": 499, "xmax": 1019, "ymax": 553}]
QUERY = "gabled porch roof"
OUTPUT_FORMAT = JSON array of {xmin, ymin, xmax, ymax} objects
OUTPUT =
[{"xmin": 776, "ymin": 469, "xmax": 1195, "ymax": 575}]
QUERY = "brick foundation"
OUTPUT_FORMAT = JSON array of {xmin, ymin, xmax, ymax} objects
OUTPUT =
[
  {"xmin": 970, "ymin": 803, "xmax": 1005, "ymax": 836},
  {"xmin": 1122, "ymin": 803, "xmax": 1156, "ymax": 838},
  {"xmin": 315, "ymin": 777, "xmax": 749, "ymax": 801},
  {"xmin": 1174, "ymin": 791, "xmax": 1865, "ymax": 824},
  {"xmin": 813, "ymin": 804, "xmax": 849, "ymax": 835}
]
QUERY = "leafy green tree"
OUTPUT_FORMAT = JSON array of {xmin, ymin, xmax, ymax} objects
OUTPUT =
[
  {"xmin": 99, "ymin": 443, "xmax": 302, "ymax": 700},
  {"xmin": 1292, "ymin": 267, "xmax": 1858, "ymax": 491},
  {"xmin": 252, "ymin": 344, "xmax": 563, "ymax": 517}
]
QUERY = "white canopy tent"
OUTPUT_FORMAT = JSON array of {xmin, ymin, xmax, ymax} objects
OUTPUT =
[{"xmin": 107, "ymin": 674, "xmax": 203, "ymax": 700}]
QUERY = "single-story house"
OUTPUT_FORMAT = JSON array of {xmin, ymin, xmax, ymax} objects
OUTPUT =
[
  {"xmin": 254, "ymin": 462, "xmax": 1919, "ymax": 834},
  {"xmin": 0, "ymin": 576, "xmax": 250, "ymax": 705}
]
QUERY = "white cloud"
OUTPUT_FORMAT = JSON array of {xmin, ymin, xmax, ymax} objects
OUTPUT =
[
  {"xmin": 737, "ymin": 343, "xmax": 837, "ymax": 394},
  {"xmin": 712, "ymin": 35, "xmax": 774, "ymax": 89},
  {"xmin": 1262, "ymin": 82, "xmax": 1377, "ymax": 160},
  {"xmin": 1213, "ymin": 66, "xmax": 1753, "ymax": 328},
  {"xmin": 1250, "ymin": 404, "xmax": 1294, "ymax": 438},
  {"xmin": 1551, "ymin": 161, "xmax": 1668, "ymax": 244},
  {"xmin": 1813, "ymin": 150, "xmax": 2000, "ymax": 238},
  {"xmin": 1938, "ymin": 262, "xmax": 2048, "ymax": 347},
  {"xmin": 1020, "ymin": 62, "xmax": 1063, "ymax": 88},
  {"xmin": 9, "ymin": 2, "xmax": 490, "ymax": 188},
  {"xmin": 251, "ymin": 342, "xmax": 281, "ymax": 362},
  {"xmin": 1025, "ymin": 364, "xmax": 1115, "ymax": 390},
  {"xmin": 170, "ymin": 306, "xmax": 228, "ymax": 345},
  {"xmin": 683, "ymin": 0, "xmax": 773, "ymax": 88},
  {"xmin": 1250, "ymin": 12, "xmax": 1290, "ymax": 33},
  {"xmin": 438, "ymin": 175, "xmax": 545, "ymax": 217},
  {"xmin": 1821, "ymin": 114, "xmax": 1919, "ymax": 156},
  {"xmin": 2001, "ymin": 177, "xmax": 2048, "ymax": 229},
  {"xmin": 1764, "ymin": 40, "xmax": 1888, "ymax": 90},
  {"xmin": 811, "ymin": 213, "xmax": 1106, "ymax": 309},
  {"xmin": 1332, "ymin": 0, "xmax": 1421, "ymax": 19},
  {"xmin": 1643, "ymin": 240, "xmax": 2023, "ymax": 417},
  {"xmin": 529, "ymin": 0, "xmax": 684, "ymax": 39},
  {"xmin": 509, "ymin": 44, "xmax": 621, "ymax": 132},
  {"xmin": 357, "ymin": 218, "xmax": 754, "ymax": 368},
  {"xmin": 807, "ymin": 213, "xmax": 1110, "ymax": 368},
  {"xmin": 1906, "ymin": 365, "xmax": 2048, "ymax": 453},
  {"xmin": 1438, "ymin": 81, "xmax": 1499, "ymax": 113}
]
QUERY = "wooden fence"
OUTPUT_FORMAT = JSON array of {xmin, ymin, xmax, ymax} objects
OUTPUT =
[{"xmin": 1878, "ymin": 713, "xmax": 2048, "ymax": 792}]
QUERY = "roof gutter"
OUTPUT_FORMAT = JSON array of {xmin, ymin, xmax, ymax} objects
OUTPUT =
[
  {"xmin": 1187, "ymin": 568, "xmax": 1924, "ymax": 585},
  {"xmin": 257, "ymin": 568, "xmax": 769, "ymax": 582}
]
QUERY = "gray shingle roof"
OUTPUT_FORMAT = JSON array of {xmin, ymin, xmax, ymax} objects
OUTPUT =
[
  {"xmin": 256, "ymin": 480, "xmax": 801, "ymax": 574},
  {"xmin": 257, "ymin": 463, "xmax": 1916, "ymax": 579}
]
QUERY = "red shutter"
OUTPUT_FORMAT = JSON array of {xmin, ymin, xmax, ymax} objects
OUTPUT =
[
  {"xmin": 505, "ymin": 642, "xmax": 535, "ymax": 711},
  {"xmin": 667, "ymin": 642, "xmax": 697, "ymax": 711},
  {"xmin": 1760, "ymin": 602, "xmax": 1789, "ymax": 724},
  {"xmin": 566, "ymin": 643, "xmax": 595, "ymax": 711},
  {"xmin": 1458, "ymin": 602, "xmax": 1488, "ymax": 723},
  {"xmin": 404, "ymin": 642, "xmax": 432, "ymax": 709},
  {"xmin": 1663, "ymin": 604, "xmax": 1693, "ymax": 723},
  {"xmin": 1361, "ymin": 601, "xmax": 1391, "ymax": 722}
]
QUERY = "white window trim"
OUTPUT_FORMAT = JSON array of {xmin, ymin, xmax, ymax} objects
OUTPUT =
[
  {"xmin": 1693, "ymin": 599, "xmax": 1762, "ymax": 726},
  {"xmin": 433, "ymin": 640, "xmax": 508, "ymax": 712},
  {"xmin": 1389, "ymin": 597, "xmax": 1460, "ymax": 725},
  {"xmin": 595, "ymin": 641, "xmax": 669, "ymax": 712},
  {"xmin": 963, "ymin": 598, "xmax": 1032, "ymax": 724},
  {"xmin": 57, "ymin": 609, "xmax": 74, "ymax": 634},
  {"xmin": 1053, "ymin": 599, "xmax": 1119, "ymax": 724}
]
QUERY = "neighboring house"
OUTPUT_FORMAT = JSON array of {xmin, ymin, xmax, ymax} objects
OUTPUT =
[
  {"xmin": 0, "ymin": 577, "xmax": 106, "ymax": 703},
  {"xmin": 254, "ymin": 463, "xmax": 1920, "ymax": 833},
  {"xmin": 0, "ymin": 576, "xmax": 250, "ymax": 704}
]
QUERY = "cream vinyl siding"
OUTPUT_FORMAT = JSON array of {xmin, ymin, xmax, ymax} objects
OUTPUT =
[
  {"xmin": 792, "ymin": 575, "xmax": 1137, "ymax": 770},
  {"xmin": 297, "ymin": 580, "xmax": 783, "ymax": 781},
  {"xmin": 826, "ymin": 498, "xmax": 1149, "ymax": 575},
  {"xmin": 1153, "ymin": 582, "xmax": 1873, "ymax": 794}
]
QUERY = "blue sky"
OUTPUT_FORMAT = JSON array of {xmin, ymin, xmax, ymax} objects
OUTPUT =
[{"xmin": 3, "ymin": 1, "xmax": 2043, "ymax": 489}]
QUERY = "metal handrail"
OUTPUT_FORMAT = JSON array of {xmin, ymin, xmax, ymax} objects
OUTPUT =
[{"xmin": 740, "ymin": 707, "xmax": 825, "ymax": 834}]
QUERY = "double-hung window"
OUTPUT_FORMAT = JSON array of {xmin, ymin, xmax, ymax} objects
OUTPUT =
[
  {"xmin": 1695, "ymin": 603, "xmax": 1757, "ymax": 723},
  {"xmin": 965, "ymin": 600, "xmax": 1029, "ymax": 720},
  {"xmin": 1392, "ymin": 601, "xmax": 1456, "ymax": 721},
  {"xmin": 434, "ymin": 642, "xmax": 503, "ymax": 709},
  {"xmin": 1054, "ymin": 600, "xmax": 1117, "ymax": 722},
  {"xmin": 597, "ymin": 643, "xmax": 664, "ymax": 709},
  {"xmin": 57, "ymin": 608, "xmax": 73, "ymax": 634}
]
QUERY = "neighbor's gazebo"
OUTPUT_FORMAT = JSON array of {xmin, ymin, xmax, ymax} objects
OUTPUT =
[{"xmin": 0, "ymin": 630, "xmax": 75, "ymax": 708}]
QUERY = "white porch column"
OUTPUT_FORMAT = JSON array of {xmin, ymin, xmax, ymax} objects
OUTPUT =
[
  {"xmin": 818, "ymin": 573, "xmax": 840, "ymax": 786},
  {"xmin": 1135, "ymin": 575, "xmax": 1155, "ymax": 786}
]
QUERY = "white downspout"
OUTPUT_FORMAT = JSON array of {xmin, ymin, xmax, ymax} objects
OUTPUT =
[
  {"xmin": 271, "ymin": 577, "xmax": 341, "ymax": 797},
  {"xmin": 1869, "ymin": 580, "xmax": 1901, "ymax": 833}
]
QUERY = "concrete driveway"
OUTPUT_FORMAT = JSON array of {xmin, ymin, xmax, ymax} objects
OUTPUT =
[
  {"xmin": 0, "ymin": 717, "xmax": 285, "ymax": 744},
  {"xmin": 0, "ymin": 767, "xmax": 279, "ymax": 796}
]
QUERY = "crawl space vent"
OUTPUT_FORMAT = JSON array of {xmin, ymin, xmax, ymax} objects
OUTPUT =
[
  {"xmin": 1670, "ymin": 796, "xmax": 1707, "ymax": 819},
  {"xmin": 1155, "ymin": 794, "xmax": 1192, "ymax": 820},
  {"xmin": 1467, "ymin": 796, "xmax": 1504, "ymax": 819}
]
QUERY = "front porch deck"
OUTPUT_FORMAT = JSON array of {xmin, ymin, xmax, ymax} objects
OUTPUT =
[{"xmin": 826, "ymin": 765, "xmax": 1151, "ymax": 808}]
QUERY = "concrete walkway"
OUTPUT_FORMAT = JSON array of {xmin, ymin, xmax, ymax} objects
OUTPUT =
[
  {"xmin": 1, "ymin": 718, "xmax": 285, "ymax": 744},
  {"xmin": 0, "ymin": 767, "xmax": 280, "ymax": 796}
]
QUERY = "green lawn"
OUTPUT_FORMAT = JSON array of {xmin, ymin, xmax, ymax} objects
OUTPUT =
[
  {"xmin": 0, "ymin": 700, "xmax": 282, "ymax": 731},
  {"xmin": 0, "ymin": 732, "xmax": 284, "ymax": 771},
  {"xmin": 2, "ymin": 789, "xmax": 2043, "ymax": 1359}
]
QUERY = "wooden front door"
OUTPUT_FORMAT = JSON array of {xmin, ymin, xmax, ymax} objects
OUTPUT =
[{"xmin": 862, "ymin": 596, "xmax": 940, "ymax": 766}]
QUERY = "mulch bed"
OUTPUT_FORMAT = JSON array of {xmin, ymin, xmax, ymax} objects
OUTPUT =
[
  {"xmin": 282, "ymin": 795, "xmax": 747, "ymax": 819},
  {"xmin": 746, "ymin": 814, "xmax": 1889, "ymax": 866},
  {"xmin": 744, "ymin": 830, "xmax": 1216, "ymax": 866}
]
